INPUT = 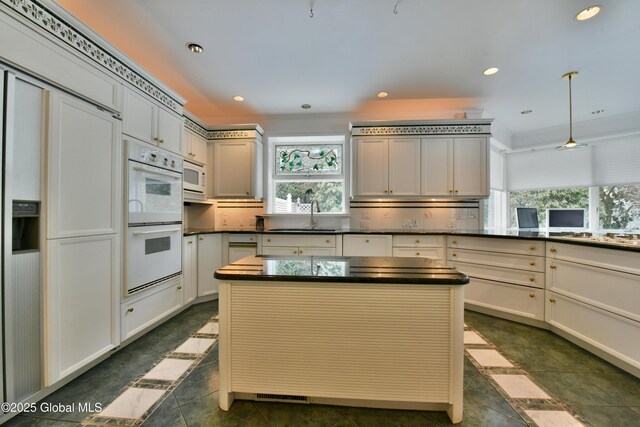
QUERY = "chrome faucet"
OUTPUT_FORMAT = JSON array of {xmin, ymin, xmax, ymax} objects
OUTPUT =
[{"xmin": 310, "ymin": 200, "xmax": 320, "ymax": 229}]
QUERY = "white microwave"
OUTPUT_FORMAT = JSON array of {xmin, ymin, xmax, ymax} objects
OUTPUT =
[{"xmin": 183, "ymin": 161, "xmax": 205, "ymax": 198}]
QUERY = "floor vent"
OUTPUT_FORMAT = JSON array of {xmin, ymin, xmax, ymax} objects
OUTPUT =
[{"xmin": 256, "ymin": 393, "xmax": 308, "ymax": 403}]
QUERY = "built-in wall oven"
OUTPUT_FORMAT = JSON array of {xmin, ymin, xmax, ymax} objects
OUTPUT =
[{"xmin": 126, "ymin": 139, "xmax": 183, "ymax": 294}]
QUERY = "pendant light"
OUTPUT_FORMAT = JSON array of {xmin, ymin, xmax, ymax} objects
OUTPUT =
[{"xmin": 556, "ymin": 71, "xmax": 587, "ymax": 150}]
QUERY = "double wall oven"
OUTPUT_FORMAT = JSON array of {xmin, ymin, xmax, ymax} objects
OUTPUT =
[{"xmin": 126, "ymin": 139, "xmax": 183, "ymax": 294}]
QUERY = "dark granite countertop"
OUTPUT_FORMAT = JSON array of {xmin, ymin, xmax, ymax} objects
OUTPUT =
[
  {"xmin": 184, "ymin": 228, "xmax": 640, "ymax": 252},
  {"xmin": 214, "ymin": 255, "xmax": 469, "ymax": 285}
]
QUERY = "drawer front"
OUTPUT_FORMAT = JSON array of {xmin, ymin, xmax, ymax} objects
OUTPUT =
[
  {"xmin": 299, "ymin": 246, "xmax": 336, "ymax": 256},
  {"xmin": 448, "ymin": 248, "xmax": 544, "ymax": 272},
  {"xmin": 448, "ymin": 236, "xmax": 544, "ymax": 256},
  {"xmin": 546, "ymin": 291, "xmax": 640, "ymax": 370},
  {"xmin": 392, "ymin": 247, "xmax": 444, "ymax": 261},
  {"xmin": 262, "ymin": 246, "xmax": 299, "ymax": 256},
  {"xmin": 393, "ymin": 235, "xmax": 443, "ymax": 248},
  {"xmin": 547, "ymin": 242, "xmax": 640, "ymax": 276},
  {"xmin": 343, "ymin": 235, "xmax": 392, "ymax": 256},
  {"xmin": 262, "ymin": 234, "xmax": 335, "ymax": 248},
  {"xmin": 451, "ymin": 261, "xmax": 544, "ymax": 289},
  {"xmin": 122, "ymin": 281, "xmax": 183, "ymax": 341},
  {"xmin": 465, "ymin": 278, "xmax": 544, "ymax": 320},
  {"xmin": 547, "ymin": 259, "xmax": 640, "ymax": 321},
  {"xmin": 229, "ymin": 234, "xmax": 257, "ymax": 243}
]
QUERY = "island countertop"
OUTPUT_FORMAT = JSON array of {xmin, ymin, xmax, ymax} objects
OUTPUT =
[{"xmin": 214, "ymin": 255, "xmax": 469, "ymax": 285}]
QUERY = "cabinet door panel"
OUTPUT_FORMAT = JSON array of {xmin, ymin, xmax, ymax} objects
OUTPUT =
[
  {"xmin": 261, "ymin": 246, "xmax": 299, "ymax": 256},
  {"xmin": 355, "ymin": 139, "xmax": 388, "ymax": 196},
  {"xmin": 421, "ymin": 137, "xmax": 452, "ymax": 196},
  {"xmin": 183, "ymin": 237, "xmax": 197, "ymax": 304},
  {"xmin": 157, "ymin": 108, "xmax": 182, "ymax": 154},
  {"xmin": 214, "ymin": 142, "xmax": 252, "ymax": 197},
  {"xmin": 46, "ymin": 235, "xmax": 119, "ymax": 384},
  {"xmin": 47, "ymin": 92, "xmax": 121, "ymax": 238},
  {"xmin": 123, "ymin": 89, "xmax": 155, "ymax": 144},
  {"xmin": 191, "ymin": 134, "xmax": 207, "ymax": 164},
  {"xmin": 393, "ymin": 247, "xmax": 444, "ymax": 261},
  {"xmin": 198, "ymin": 234, "xmax": 223, "ymax": 297},
  {"xmin": 298, "ymin": 246, "xmax": 336, "ymax": 256},
  {"xmin": 388, "ymin": 138, "xmax": 421, "ymax": 196},
  {"xmin": 453, "ymin": 137, "xmax": 488, "ymax": 197}
]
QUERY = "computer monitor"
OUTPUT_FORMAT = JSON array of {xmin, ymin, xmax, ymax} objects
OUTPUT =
[
  {"xmin": 546, "ymin": 208, "xmax": 586, "ymax": 231},
  {"xmin": 516, "ymin": 208, "xmax": 539, "ymax": 229}
]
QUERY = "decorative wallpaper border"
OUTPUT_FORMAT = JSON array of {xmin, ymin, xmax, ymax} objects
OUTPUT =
[
  {"xmin": 351, "ymin": 124, "xmax": 492, "ymax": 136},
  {"xmin": 184, "ymin": 117, "xmax": 208, "ymax": 138},
  {"xmin": 1, "ymin": 0, "xmax": 182, "ymax": 113},
  {"xmin": 184, "ymin": 117, "xmax": 263, "ymax": 141}
]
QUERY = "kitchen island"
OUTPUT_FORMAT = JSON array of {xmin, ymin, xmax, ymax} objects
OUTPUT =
[{"xmin": 215, "ymin": 256, "xmax": 469, "ymax": 423}]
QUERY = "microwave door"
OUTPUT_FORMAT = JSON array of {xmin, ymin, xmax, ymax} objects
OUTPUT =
[{"xmin": 128, "ymin": 162, "xmax": 182, "ymax": 224}]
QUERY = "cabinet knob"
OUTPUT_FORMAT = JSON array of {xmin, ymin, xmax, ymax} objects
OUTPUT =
[
  {"xmin": 127, "ymin": 307, "xmax": 134, "ymax": 313},
  {"xmin": 452, "ymin": 253, "xmax": 457, "ymax": 257},
  {"xmin": 529, "ymin": 246, "xmax": 536, "ymax": 250},
  {"xmin": 293, "ymin": 250, "xmax": 298, "ymax": 254},
  {"xmin": 529, "ymin": 261, "xmax": 535, "ymax": 266},
  {"xmin": 529, "ymin": 277, "xmax": 535, "ymax": 282},
  {"xmin": 452, "ymin": 240, "xmax": 457, "ymax": 244},
  {"xmin": 267, "ymin": 239, "xmax": 271, "ymax": 242},
  {"xmin": 529, "ymin": 293, "xmax": 535, "ymax": 298},
  {"xmin": 454, "ymin": 189, "xmax": 458, "ymax": 193},
  {"xmin": 365, "ymin": 239, "xmax": 370, "ymax": 243},
  {"xmin": 550, "ymin": 264, "xmax": 557, "ymax": 269},
  {"xmin": 550, "ymin": 247, "xmax": 557, "ymax": 253},
  {"xmin": 246, "ymin": 192, "xmax": 250, "ymax": 195},
  {"xmin": 326, "ymin": 240, "xmax": 330, "ymax": 243},
  {"xmin": 199, "ymin": 237, "xmax": 204, "ymax": 241},
  {"xmin": 188, "ymin": 241, "xmax": 193, "ymax": 245},
  {"xmin": 449, "ymin": 190, "xmax": 453, "ymax": 194},
  {"xmin": 177, "ymin": 285, "xmax": 183, "ymax": 290},
  {"xmin": 384, "ymin": 190, "xmax": 388, "ymax": 193},
  {"xmin": 416, "ymin": 252, "xmax": 420, "ymax": 256},
  {"xmin": 153, "ymin": 136, "xmax": 159, "ymax": 142},
  {"xmin": 389, "ymin": 190, "xmax": 393, "ymax": 194},
  {"xmin": 549, "ymin": 298, "xmax": 556, "ymax": 303},
  {"xmin": 415, "ymin": 240, "xmax": 420, "ymax": 243},
  {"xmin": 299, "ymin": 250, "xmax": 304, "ymax": 254}
]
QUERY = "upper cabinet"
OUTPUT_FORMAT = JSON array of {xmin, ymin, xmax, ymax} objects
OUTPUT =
[
  {"xmin": 422, "ymin": 136, "xmax": 489, "ymax": 198},
  {"xmin": 210, "ymin": 126, "xmax": 264, "ymax": 199},
  {"xmin": 354, "ymin": 138, "xmax": 421, "ymax": 197},
  {"xmin": 351, "ymin": 120, "xmax": 492, "ymax": 199},
  {"xmin": 123, "ymin": 88, "xmax": 182, "ymax": 154},
  {"xmin": 183, "ymin": 129, "xmax": 207, "ymax": 165}
]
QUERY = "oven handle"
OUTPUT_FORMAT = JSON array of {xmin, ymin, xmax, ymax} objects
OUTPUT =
[
  {"xmin": 132, "ymin": 166, "xmax": 181, "ymax": 179},
  {"xmin": 132, "ymin": 228, "xmax": 182, "ymax": 236}
]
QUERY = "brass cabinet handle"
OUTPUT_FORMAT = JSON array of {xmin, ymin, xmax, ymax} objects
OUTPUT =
[
  {"xmin": 415, "ymin": 240, "xmax": 420, "ymax": 244},
  {"xmin": 452, "ymin": 253, "xmax": 457, "ymax": 257},
  {"xmin": 127, "ymin": 307, "xmax": 134, "ymax": 313},
  {"xmin": 299, "ymin": 249, "xmax": 304, "ymax": 254},
  {"xmin": 529, "ymin": 261, "xmax": 535, "ymax": 266},
  {"xmin": 454, "ymin": 189, "xmax": 458, "ymax": 193},
  {"xmin": 550, "ymin": 264, "xmax": 557, "ymax": 269},
  {"xmin": 550, "ymin": 247, "xmax": 557, "ymax": 253},
  {"xmin": 389, "ymin": 190, "xmax": 393, "ymax": 194},
  {"xmin": 365, "ymin": 239, "xmax": 370, "ymax": 243},
  {"xmin": 529, "ymin": 293, "xmax": 535, "ymax": 298},
  {"xmin": 384, "ymin": 190, "xmax": 388, "ymax": 193},
  {"xmin": 293, "ymin": 249, "xmax": 298, "ymax": 255},
  {"xmin": 549, "ymin": 298, "xmax": 556, "ymax": 303},
  {"xmin": 416, "ymin": 252, "xmax": 420, "ymax": 256},
  {"xmin": 153, "ymin": 136, "xmax": 159, "ymax": 142},
  {"xmin": 452, "ymin": 240, "xmax": 457, "ymax": 244},
  {"xmin": 177, "ymin": 285, "xmax": 183, "ymax": 290},
  {"xmin": 326, "ymin": 240, "xmax": 330, "ymax": 243},
  {"xmin": 188, "ymin": 240, "xmax": 193, "ymax": 245},
  {"xmin": 529, "ymin": 246, "xmax": 536, "ymax": 250},
  {"xmin": 245, "ymin": 192, "xmax": 250, "ymax": 195},
  {"xmin": 529, "ymin": 277, "xmax": 535, "ymax": 282},
  {"xmin": 267, "ymin": 239, "xmax": 271, "ymax": 242},
  {"xmin": 199, "ymin": 237, "xmax": 204, "ymax": 241},
  {"xmin": 449, "ymin": 189, "xmax": 453, "ymax": 194}
]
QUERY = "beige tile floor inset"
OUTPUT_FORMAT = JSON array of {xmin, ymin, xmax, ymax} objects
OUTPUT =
[
  {"xmin": 491, "ymin": 374, "xmax": 550, "ymax": 399},
  {"xmin": 142, "ymin": 358, "xmax": 194, "ymax": 381},
  {"xmin": 174, "ymin": 337, "xmax": 216, "ymax": 354},
  {"xmin": 198, "ymin": 322, "xmax": 219, "ymax": 335},
  {"xmin": 525, "ymin": 410, "xmax": 584, "ymax": 427},
  {"xmin": 98, "ymin": 387, "xmax": 165, "ymax": 420},
  {"xmin": 467, "ymin": 349, "xmax": 514, "ymax": 368},
  {"xmin": 464, "ymin": 330, "xmax": 487, "ymax": 345}
]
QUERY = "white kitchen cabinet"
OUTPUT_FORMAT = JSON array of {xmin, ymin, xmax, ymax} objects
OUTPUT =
[
  {"xmin": 354, "ymin": 138, "xmax": 420, "ymax": 197},
  {"xmin": 212, "ymin": 139, "xmax": 263, "ymax": 198},
  {"xmin": 448, "ymin": 236, "xmax": 545, "ymax": 322},
  {"xmin": 197, "ymin": 234, "xmax": 223, "ymax": 297},
  {"xmin": 183, "ymin": 129, "xmax": 207, "ymax": 165},
  {"xmin": 45, "ymin": 234, "xmax": 120, "ymax": 384},
  {"xmin": 342, "ymin": 234, "xmax": 392, "ymax": 256},
  {"xmin": 261, "ymin": 234, "xmax": 337, "ymax": 256},
  {"xmin": 121, "ymin": 277, "xmax": 184, "ymax": 342},
  {"xmin": 183, "ymin": 236, "xmax": 197, "ymax": 304},
  {"xmin": 46, "ymin": 91, "xmax": 121, "ymax": 239},
  {"xmin": 392, "ymin": 235, "xmax": 445, "ymax": 261},
  {"xmin": 421, "ymin": 137, "xmax": 488, "ymax": 198},
  {"xmin": 123, "ymin": 87, "xmax": 182, "ymax": 154}
]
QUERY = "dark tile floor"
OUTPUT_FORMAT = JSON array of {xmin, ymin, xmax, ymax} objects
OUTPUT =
[{"xmin": 5, "ymin": 303, "xmax": 640, "ymax": 426}]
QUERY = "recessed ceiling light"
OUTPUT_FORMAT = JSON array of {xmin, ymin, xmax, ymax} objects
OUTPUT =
[
  {"xmin": 576, "ymin": 5, "xmax": 601, "ymax": 21},
  {"xmin": 591, "ymin": 109, "xmax": 605, "ymax": 115},
  {"xmin": 377, "ymin": 91, "xmax": 389, "ymax": 98},
  {"xmin": 521, "ymin": 109, "xmax": 533, "ymax": 115},
  {"xmin": 233, "ymin": 95, "xmax": 244, "ymax": 102},
  {"xmin": 186, "ymin": 43, "xmax": 204, "ymax": 53},
  {"xmin": 483, "ymin": 67, "xmax": 499, "ymax": 76},
  {"xmin": 301, "ymin": 104, "xmax": 311, "ymax": 109}
]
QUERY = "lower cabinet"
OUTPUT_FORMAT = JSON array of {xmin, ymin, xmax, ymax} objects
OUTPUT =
[
  {"xmin": 45, "ymin": 234, "xmax": 119, "ymax": 385},
  {"xmin": 342, "ymin": 234, "xmax": 392, "ymax": 256},
  {"xmin": 392, "ymin": 235, "xmax": 444, "ymax": 261},
  {"xmin": 464, "ymin": 278, "xmax": 544, "ymax": 320},
  {"xmin": 183, "ymin": 236, "xmax": 197, "ymax": 304},
  {"xmin": 197, "ymin": 234, "xmax": 223, "ymax": 297},
  {"xmin": 261, "ymin": 234, "xmax": 337, "ymax": 256},
  {"xmin": 121, "ymin": 277, "xmax": 184, "ymax": 342}
]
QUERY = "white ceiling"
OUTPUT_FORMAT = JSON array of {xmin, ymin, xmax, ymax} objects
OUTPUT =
[{"xmin": 55, "ymin": 0, "xmax": 640, "ymax": 140}]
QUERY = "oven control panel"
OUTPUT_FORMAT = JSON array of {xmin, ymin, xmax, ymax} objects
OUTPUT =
[{"xmin": 127, "ymin": 139, "xmax": 183, "ymax": 173}]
